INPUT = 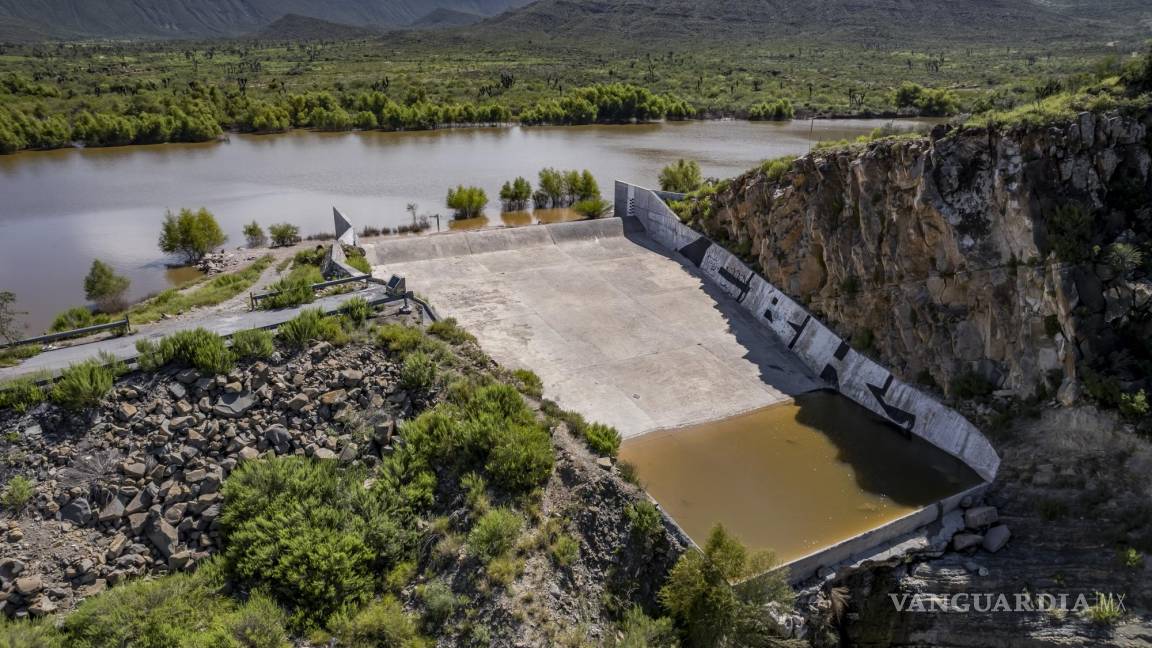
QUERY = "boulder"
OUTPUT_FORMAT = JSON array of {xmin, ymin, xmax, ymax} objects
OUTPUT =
[
  {"xmin": 147, "ymin": 517, "xmax": 179, "ymax": 559},
  {"xmin": 213, "ymin": 392, "xmax": 256, "ymax": 418},
  {"xmin": 952, "ymin": 532, "xmax": 983, "ymax": 552},
  {"xmin": 98, "ymin": 497, "xmax": 125, "ymax": 523},
  {"xmin": 982, "ymin": 525, "xmax": 1011, "ymax": 553},
  {"xmin": 14, "ymin": 575, "xmax": 43, "ymax": 596},
  {"xmin": 320, "ymin": 389, "xmax": 347, "ymax": 406},
  {"xmin": 964, "ymin": 506, "xmax": 998, "ymax": 529},
  {"xmin": 60, "ymin": 498, "xmax": 92, "ymax": 525}
]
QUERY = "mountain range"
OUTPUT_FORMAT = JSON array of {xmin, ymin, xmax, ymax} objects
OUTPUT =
[{"xmin": 0, "ymin": 0, "xmax": 1144, "ymax": 42}]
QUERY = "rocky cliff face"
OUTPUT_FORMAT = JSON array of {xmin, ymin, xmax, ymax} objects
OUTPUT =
[{"xmin": 692, "ymin": 111, "xmax": 1152, "ymax": 402}]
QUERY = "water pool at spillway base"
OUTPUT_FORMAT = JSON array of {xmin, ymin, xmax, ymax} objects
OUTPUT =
[{"xmin": 618, "ymin": 392, "xmax": 984, "ymax": 563}]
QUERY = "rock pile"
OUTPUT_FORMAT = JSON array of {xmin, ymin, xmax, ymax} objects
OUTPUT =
[{"xmin": 0, "ymin": 341, "xmax": 414, "ymax": 619}]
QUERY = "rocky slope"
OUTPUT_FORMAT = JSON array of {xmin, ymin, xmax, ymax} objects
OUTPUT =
[{"xmin": 689, "ymin": 110, "xmax": 1152, "ymax": 405}]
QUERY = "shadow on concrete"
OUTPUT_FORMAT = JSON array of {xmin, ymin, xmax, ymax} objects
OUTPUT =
[{"xmin": 620, "ymin": 216, "xmax": 823, "ymax": 397}]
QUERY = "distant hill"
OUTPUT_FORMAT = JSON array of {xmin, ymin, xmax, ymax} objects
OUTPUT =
[
  {"xmin": 0, "ymin": 0, "xmax": 532, "ymax": 40},
  {"xmin": 474, "ymin": 0, "xmax": 1135, "ymax": 44},
  {"xmin": 255, "ymin": 14, "xmax": 379, "ymax": 40},
  {"xmin": 412, "ymin": 8, "xmax": 485, "ymax": 29}
]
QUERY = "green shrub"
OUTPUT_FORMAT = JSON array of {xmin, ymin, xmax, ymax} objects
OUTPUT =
[
  {"xmin": 329, "ymin": 597, "xmax": 426, "ymax": 648},
  {"xmin": 573, "ymin": 197, "xmax": 613, "ymax": 219},
  {"xmin": 0, "ymin": 378, "xmax": 44, "ymax": 413},
  {"xmin": 243, "ymin": 221, "xmax": 267, "ymax": 248},
  {"xmin": 293, "ymin": 247, "xmax": 326, "ymax": 268},
  {"xmin": 446, "ymin": 185, "xmax": 488, "ymax": 219},
  {"xmin": 49, "ymin": 306, "xmax": 105, "ymax": 332},
  {"xmin": 1119, "ymin": 389, "xmax": 1149, "ymax": 418},
  {"xmin": 261, "ymin": 266, "xmax": 323, "ymax": 310},
  {"xmin": 584, "ymin": 422, "xmax": 622, "ymax": 457},
  {"xmin": 614, "ymin": 606, "xmax": 678, "ymax": 648},
  {"xmin": 346, "ymin": 253, "xmax": 372, "ymax": 274},
  {"xmin": 268, "ymin": 223, "xmax": 301, "ymax": 248},
  {"xmin": 339, "ymin": 297, "xmax": 372, "ymax": 327},
  {"xmin": 2, "ymin": 475, "xmax": 34, "ymax": 513},
  {"xmin": 626, "ymin": 501, "xmax": 662, "ymax": 544},
  {"xmin": 278, "ymin": 308, "xmax": 345, "ymax": 349},
  {"xmin": 230, "ymin": 328, "xmax": 276, "ymax": 360},
  {"xmin": 747, "ymin": 98, "xmax": 794, "ymax": 120},
  {"xmin": 659, "ymin": 159, "xmax": 703, "ymax": 193},
  {"xmin": 461, "ymin": 472, "xmax": 490, "ymax": 515},
  {"xmin": 62, "ymin": 564, "xmax": 291, "ymax": 648},
  {"xmin": 400, "ymin": 351, "xmax": 438, "ymax": 393},
  {"xmin": 51, "ymin": 353, "xmax": 124, "ymax": 410},
  {"xmin": 551, "ymin": 533, "xmax": 580, "ymax": 567},
  {"xmin": 418, "ymin": 581, "xmax": 458, "ymax": 630},
  {"xmin": 660, "ymin": 525, "xmax": 792, "ymax": 647},
  {"xmin": 759, "ymin": 156, "xmax": 793, "ymax": 182},
  {"xmin": 220, "ymin": 457, "xmax": 413, "ymax": 630},
  {"xmin": 0, "ymin": 344, "xmax": 42, "ymax": 368},
  {"xmin": 467, "ymin": 508, "xmax": 523, "ymax": 562},
  {"xmin": 136, "ymin": 328, "xmax": 235, "ymax": 375},
  {"xmin": 129, "ymin": 256, "xmax": 274, "ymax": 324},
  {"xmin": 1083, "ymin": 592, "xmax": 1126, "ymax": 626},
  {"xmin": 485, "ymin": 421, "xmax": 554, "ymax": 493},
  {"xmin": 617, "ymin": 460, "xmax": 642, "ymax": 486},
  {"xmin": 427, "ymin": 318, "xmax": 475, "ymax": 345},
  {"xmin": 512, "ymin": 368, "xmax": 543, "ymax": 398},
  {"xmin": 376, "ymin": 323, "xmax": 428, "ymax": 354},
  {"xmin": 0, "ymin": 618, "xmax": 64, "ymax": 647}
]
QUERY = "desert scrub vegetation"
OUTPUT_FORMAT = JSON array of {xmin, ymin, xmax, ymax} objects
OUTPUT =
[
  {"xmin": 277, "ymin": 308, "xmax": 348, "ymax": 349},
  {"xmin": 136, "ymin": 327, "xmax": 235, "ymax": 375},
  {"xmin": 540, "ymin": 398, "xmax": 622, "ymax": 457},
  {"xmin": 50, "ymin": 353, "xmax": 125, "ymax": 410},
  {"xmin": 230, "ymin": 327, "xmax": 276, "ymax": 360},
  {"xmin": 0, "ymin": 376, "xmax": 45, "ymax": 413},
  {"xmin": 1, "ymin": 475, "xmax": 35, "ymax": 513},
  {"xmin": 511, "ymin": 368, "xmax": 544, "ymax": 398},
  {"xmin": 427, "ymin": 317, "xmax": 476, "ymax": 345}
]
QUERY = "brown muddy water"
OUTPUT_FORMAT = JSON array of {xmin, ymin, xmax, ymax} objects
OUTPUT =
[
  {"xmin": 0, "ymin": 119, "xmax": 931, "ymax": 333},
  {"xmin": 619, "ymin": 392, "xmax": 982, "ymax": 563}
]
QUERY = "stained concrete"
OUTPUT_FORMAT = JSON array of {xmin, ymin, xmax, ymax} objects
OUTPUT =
[{"xmin": 368, "ymin": 219, "xmax": 822, "ymax": 438}]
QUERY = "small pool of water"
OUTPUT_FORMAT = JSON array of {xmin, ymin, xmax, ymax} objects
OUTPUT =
[{"xmin": 618, "ymin": 392, "xmax": 982, "ymax": 563}]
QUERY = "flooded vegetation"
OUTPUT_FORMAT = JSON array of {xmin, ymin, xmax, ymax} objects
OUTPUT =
[
  {"xmin": 0, "ymin": 119, "xmax": 927, "ymax": 331},
  {"xmin": 619, "ymin": 392, "xmax": 982, "ymax": 562}
]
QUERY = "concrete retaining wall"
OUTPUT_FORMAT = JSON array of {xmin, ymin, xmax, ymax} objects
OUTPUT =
[
  {"xmin": 371, "ymin": 219, "xmax": 626, "ymax": 265},
  {"xmin": 616, "ymin": 181, "xmax": 1000, "ymax": 482}
]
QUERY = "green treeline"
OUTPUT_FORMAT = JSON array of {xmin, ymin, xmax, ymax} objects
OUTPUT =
[{"xmin": 0, "ymin": 80, "xmax": 695, "ymax": 154}]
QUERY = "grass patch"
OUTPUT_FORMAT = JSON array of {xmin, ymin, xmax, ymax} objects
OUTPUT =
[
  {"xmin": 427, "ymin": 318, "xmax": 476, "ymax": 345},
  {"xmin": 0, "ymin": 344, "xmax": 42, "ymax": 368},
  {"xmin": 136, "ymin": 328, "xmax": 234, "ymax": 375},
  {"xmin": 511, "ymin": 368, "xmax": 543, "ymax": 398},
  {"xmin": 50, "ymin": 353, "xmax": 124, "ymax": 411},
  {"xmin": 230, "ymin": 328, "xmax": 276, "ymax": 360},
  {"xmin": 278, "ymin": 308, "xmax": 347, "ymax": 349},
  {"xmin": 1, "ymin": 475, "xmax": 35, "ymax": 513},
  {"xmin": 127, "ymin": 255, "xmax": 274, "ymax": 324},
  {"xmin": 260, "ymin": 264, "xmax": 324, "ymax": 310},
  {"xmin": 0, "ymin": 377, "xmax": 45, "ymax": 413}
]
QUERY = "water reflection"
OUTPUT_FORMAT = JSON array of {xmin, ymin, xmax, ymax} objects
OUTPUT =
[{"xmin": 618, "ymin": 392, "xmax": 980, "ymax": 562}]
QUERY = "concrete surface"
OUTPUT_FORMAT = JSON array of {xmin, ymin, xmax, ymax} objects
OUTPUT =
[{"xmin": 369, "ymin": 219, "xmax": 822, "ymax": 438}]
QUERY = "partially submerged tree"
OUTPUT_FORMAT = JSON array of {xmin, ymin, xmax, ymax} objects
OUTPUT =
[
  {"xmin": 83, "ymin": 259, "xmax": 131, "ymax": 313},
  {"xmin": 243, "ymin": 221, "xmax": 267, "ymax": 248},
  {"xmin": 446, "ymin": 185, "xmax": 488, "ymax": 219},
  {"xmin": 158, "ymin": 207, "xmax": 227, "ymax": 264},
  {"xmin": 659, "ymin": 159, "xmax": 703, "ymax": 193},
  {"xmin": 499, "ymin": 177, "xmax": 532, "ymax": 211}
]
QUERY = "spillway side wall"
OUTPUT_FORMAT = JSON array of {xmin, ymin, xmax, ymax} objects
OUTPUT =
[{"xmin": 616, "ymin": 182, "xmax": 1000, "ymax": 483}]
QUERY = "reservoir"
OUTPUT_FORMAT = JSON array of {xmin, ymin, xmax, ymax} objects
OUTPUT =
[
  {"xmin": 618, "ymin": 393, "xmax": 983, "ymax": 563},
  {"xmin": 0, "ymin": 119, "xmax": 927, "ymax": 332}
]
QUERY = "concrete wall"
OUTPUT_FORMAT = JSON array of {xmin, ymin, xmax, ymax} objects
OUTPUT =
[
  {"xmin": 616, "ymin": 182, "xmax": 1000, "ymax": 483},
  {"xmin": 371, "ymin": 218, "xmax": 625, "ymax": 265}
]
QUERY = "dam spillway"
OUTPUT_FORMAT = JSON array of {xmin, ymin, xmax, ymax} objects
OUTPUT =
[{"xmin": 368, "ymin": 207, "xmax": 997, "ymax": 579}]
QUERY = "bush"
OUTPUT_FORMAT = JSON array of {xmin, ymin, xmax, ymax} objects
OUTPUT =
[
  {"xmin": 584, "ymin": 422, "xmax": 622, "ymax": 457},
  {"xmin": 2, "ymin": 475, "xmax": 34, "ymax": 513},
  {"xmin": 375, "ymin": 323, "xmax": 428, "ymax": 354},
  {"xmin": 446, "ymin": 185, "xmax": 488, "ymax": 219},
  {"xmin": 626, "ymin": 501, "xmax": 663, "ymax": 544},
  {"xmin": 0, "ymin": 378, "xmax": 44, "ymax": 413},
  {"xmin": 512, "ymin": 368, "xmax": 543, "ymax": 398},
  {"xmin": 261, "ymin": 265, "xmax": 323, "ymax": 310},
  {"xmin": 231, "ymin": 328, "xmax": 276, "ymax": 360},
  {"xmin": 659, "ymin": 159, "xmax": 703, "ymax": 193},
  {"xmin": 61, "ymin": 563, "xmax": 292, "ymax": 648},
  {"xmin": 499, "ymin": 177, "xmax": 533, "ymax": 210},
  {"xmin": 468, "ymin": 508, "xmax": 523, "ymax": 562},
  {"xmin": 277, "ymin": 308, "xmax": 345, "ymax": 349},
  {"xmin": 346, "ymin": 252, "xmax": 372, "ymax": 274},
  {"xmin": 50, "ymin": 306, "xmax": 114, "ymax": 333},
  {"xmin": 427, "ymin": 318, "xmax": 475, "ymax": 345},
  {"xmin": 0, "ymin": 618, "xmax": 64, "ymax": 648},
  {"xmin": 1083, "ymin": 592, "xmax": 1126, "ymax": 625},
  {"xmin": 747, "ymin": 98, "xmax": 794, "ymax": 120},
  {"xmin": 136, "ymin": 328, "xmax": 234, "ymax": 375},
  {"xmin": 419, "ymin": 581, "xmax": 458, "ymax": 630},
  {"xmin": 339, "ymin": 297, "xmax": 372, "ymax": 327},
  {"xmin": 400, "ymin": 351, "xmax": 438, "ymax": 393},
  {"xmin": 268, "ymin": 223, "xmax": 301, "ymax": 248},
  {"xmin": 83, "ymin": 259, "xmax": 131, "ymax": 313},
  {"xmin": 615, "ymin": 607, "xmax": 678, "ymax": 648},
  {"xmin": 660, "ymin": 525, "xmax": 792, "ymax": 647},
  {"xmin": 51, "ymin": 354, "xmax": 124, "ymax": 410},
  {"xmin": 329, "ymin": 597, "xmax": 426, "ymax": 648},
  {"xmin": 0, "ymin": 344, "xmax": 41, "ymax": 368},
  {"xmin": 550, "ymin": 534, "xmax": 580, "ymax": 567},
  {"xmin": 220, "ymin": 457, "xmax": 412, "ymax": 630},
  {"xmin": 485, "ymin": 421, "xmax": 554, "ymax": 493},
  {"xmin": 244, "ymin": 221, "xmax": 267, "ymax": 248},
  {"xmin": 573, "ymin": 197, "xmax": 613, "ymax": 219},
  {"xmin": 159, "ymin": 207, "xmax": 228, "ymax": 264}
]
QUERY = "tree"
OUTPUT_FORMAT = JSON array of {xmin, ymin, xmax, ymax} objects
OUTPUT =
[
  {"xmin": 158, "ymin": 208, "xmax": 227, "ymax": 264},
  {"xmin": 269, "ymin": 223, "xmax": 301, "ymax": 247},
  {"xmin": 243, "ymin": 221, "xmax": 266, "ymax": 248},
  {"xmin": 499, "ymin": 177, "xmax": 533, "ymax": 211},
  {"xmin": 446, "ymin": 185, "xmax": 488, "ymax": 219},
  {"xmin": 573, "ymin": 198, "xmax": 613, "ymax": 220},
  {"xmin": 83, "ymin": 259, "xmax": 130, "ymax": 313},
  {"xmin": 659, "ymin": 525, "xmax": 794, "ymax": 647},
  {"xmin": 659, "ymin": 159, "xmax": 703, "ymax": 193},
  {"xmin": 537, "ymin": 168, "xmax": 566, "ymax": 207},
  {"xmin": 0, "ymin": 291, "xmax": 25, "ymax": 344}
]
